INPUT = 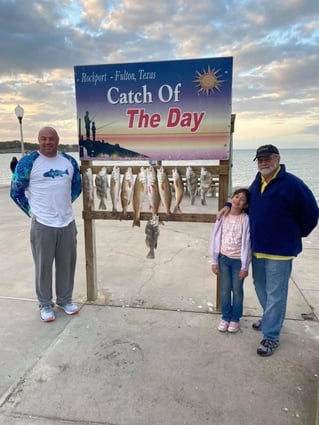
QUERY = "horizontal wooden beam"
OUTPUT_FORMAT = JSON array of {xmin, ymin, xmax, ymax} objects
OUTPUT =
[
  {"xmin": 82, "ymin": 210, "xmax": 216, "ymax": 223},
  {"xmin": 80, "ymin": 164, "xmax": 222, "ymax": 177}
]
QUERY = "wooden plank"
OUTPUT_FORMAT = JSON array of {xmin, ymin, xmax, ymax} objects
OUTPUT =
[
  {"xmin": 80, "ymin": 164, "xmax": 221, "ymax": 176},
  {"xmin": 82, "ymin": 210, "xmax": 216, "ymax": 223},
  {"xmin": 81, "ymin": 160, "xmax": 98, "ymax": 301},
  {"xmin": 83, "ymin": 218, "xmax": 97, "ymax": 301},
  {"xmin": 218, "ymin": 160, "xmax": 230, "ymax": 210}
]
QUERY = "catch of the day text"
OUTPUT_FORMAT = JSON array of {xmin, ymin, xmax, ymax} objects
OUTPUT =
[{"xmin": 106, "ymin": 84, "xmax": 205, "ymax": 132}]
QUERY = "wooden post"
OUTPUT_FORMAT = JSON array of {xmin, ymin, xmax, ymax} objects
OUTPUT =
[
  {"xmin": 214, "ymin": 115, "xmax": 235, "ymax": 311},
  {"xmin": 81, "ymin": 160, "xmax": 97, "ymax": 301},
  {"xmin": 215, "ymin": 159, "xmax": 230, "ymax": 311}
]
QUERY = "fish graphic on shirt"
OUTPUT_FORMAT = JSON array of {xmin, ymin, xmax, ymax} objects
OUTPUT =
[{"xmin": 43, "ymin": 169, "xmax": 69, "ymax": 179}]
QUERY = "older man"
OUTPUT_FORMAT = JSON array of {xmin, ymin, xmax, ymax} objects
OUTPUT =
[
  {"xmin": 219, "ymin": 144, "xmax": 318, "ymax": 356},
  {"xmin": 10, "ymin": 127, "xmax": 82, "ymax": 322}
]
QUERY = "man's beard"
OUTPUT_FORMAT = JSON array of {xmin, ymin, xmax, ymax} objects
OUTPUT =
[{"xmin": 259, "ymin": 163, "xmax": 278, "ymax": 176}]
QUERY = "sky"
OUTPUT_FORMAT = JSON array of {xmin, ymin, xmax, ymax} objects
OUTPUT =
[{"xmin": 0, "ymin": 0, "xmax": 318, "ymax": 149}]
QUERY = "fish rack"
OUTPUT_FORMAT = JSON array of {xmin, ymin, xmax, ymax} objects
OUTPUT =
[
  {"xmin": 80, "ymin": 159, "xmax": 231, "ymax": 304},
  {"xmin": 81, "ymin": 161, "xmax": 230, "ymax": 223}
]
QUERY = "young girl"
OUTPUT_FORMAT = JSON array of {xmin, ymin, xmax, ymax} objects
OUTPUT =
[{"xmin": 211, "ymin": 188, "xmax": 251, "ymax": 333}]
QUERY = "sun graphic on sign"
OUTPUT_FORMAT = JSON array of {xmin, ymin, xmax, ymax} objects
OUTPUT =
[{"xmin": 193, "ymin": 65, "xmax": 225, "ymax": 95}]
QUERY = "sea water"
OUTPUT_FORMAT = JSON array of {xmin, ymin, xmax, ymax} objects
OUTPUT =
[
  {"xmin": 231, "ymin": 149, "xmax": 319, "ymax": 203},
  {"xmin": 1, "ymin": 149, "xmax": 319, "ymax": 203}
]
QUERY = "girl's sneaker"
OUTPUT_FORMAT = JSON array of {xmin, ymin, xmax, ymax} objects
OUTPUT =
[
  {"xmin": 218, "ymin": 320, "xmax": 229, "ymax": 332},
  {"xmin": 228, "ymin": 321, "xmax": 240, "ymax": 333}
]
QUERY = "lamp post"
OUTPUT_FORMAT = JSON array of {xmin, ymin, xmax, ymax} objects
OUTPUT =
[{"xmin": 14, "ymin": 104, "xmax": 25, "ymax": 156}]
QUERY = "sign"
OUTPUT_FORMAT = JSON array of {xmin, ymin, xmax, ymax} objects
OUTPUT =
[{"xmin": 74, "ymin": 57, "xmax": 233, "ymax": 160}]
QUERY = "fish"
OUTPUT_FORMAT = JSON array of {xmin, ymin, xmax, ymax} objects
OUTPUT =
[
  {"xmin": 186, "ymin": 166, "xmax": 198, "ymax": 205},
  {"xmin": 157, "ymin": 166, "xmax": 172, "ymax": 218},
  {"xmin": 120, "ymin": 167, "xmax": 134, "ymax": 219},
  {"xmin": 145, "ymin": 214, "xmax": 160, "ymax": 259},
  {"xmin": 132, "ymin": 166, "xmax": 147, "ymax": 227},
  {"xmin": 95, "ymin": 167, "xmax": 108, "ymax": 210},
  {"xmin": 110, "ymin": 165, "xmax": 121, "ymax": 216},
  {"xmin": 172, "ymin": 167, "xmax": 184, "ymax": 213},
  {"xmin": 200, "ymin": 167, "xmax": 212, "ymax": 206},
  {"xmin": 43, "ymin": 168, "xmax": 69, "ymax": 179},
  {"xmin": 146, "ymin": 166, "xmax": 161, "ymax": 216},
  {"xmin": 83, "ymin": 167, "xmax": 95, "ymax": 209}
]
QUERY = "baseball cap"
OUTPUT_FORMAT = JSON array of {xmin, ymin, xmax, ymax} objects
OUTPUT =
[{"xmin": 253, "ymin": 144, "xmax": 279, "ymax": 161}]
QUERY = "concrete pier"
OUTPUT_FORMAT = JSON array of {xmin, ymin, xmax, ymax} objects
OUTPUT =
[{"xmin": 0, "ymin": 186, "xmax": 318, "ymax": 425}]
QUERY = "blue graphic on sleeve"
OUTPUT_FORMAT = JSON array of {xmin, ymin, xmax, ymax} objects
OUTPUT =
[
  {"xmin": 43, "ymin": 169, "xmax": 69, "ymax": 178},
  {"xmin": 10, "ymin": 151, "xmax": 82, "ymax": 217}
]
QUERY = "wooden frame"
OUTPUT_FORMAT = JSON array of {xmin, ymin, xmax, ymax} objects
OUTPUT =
[{"xmin": 80, "ymin": 115, "xmax": 235, "ymax": 309}]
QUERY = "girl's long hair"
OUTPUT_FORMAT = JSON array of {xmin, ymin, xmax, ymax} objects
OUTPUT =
[{"xmin": 232, "ymin": 188, "xmax": 249, "ymax": 213}]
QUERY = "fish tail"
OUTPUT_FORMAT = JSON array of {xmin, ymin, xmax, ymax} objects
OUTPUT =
[
  {"xmin": 146, "ymin": 249, "xmax": 155, "ymax": 259},
  {"xmin": 119, "ymin": 207, "xmax": 128, "ymax": 220},
  {"xmin": 88, "ymin": 199, "xmax": 95, "ymax": 209},
  {"xmin": 99, "ymin": 199, "xmax": 107, "ymax": 210}
]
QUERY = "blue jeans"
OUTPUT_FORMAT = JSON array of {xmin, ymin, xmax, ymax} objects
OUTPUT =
[
  {"xmin": 252, "ymin": 257, "xmax": 292, "ymax": 341},
  {"xmin": 218, "ymin": 254, "xmax": 244, "ymax": 322}
]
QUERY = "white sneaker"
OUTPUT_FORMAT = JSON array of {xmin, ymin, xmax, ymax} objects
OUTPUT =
[
  {"xmin": 57, "ymin": 303, "xmax": 79, "ymax": 315},
  {"xmin": 40, "ymin": 306, "xmax": 55, "ymax": 322}
]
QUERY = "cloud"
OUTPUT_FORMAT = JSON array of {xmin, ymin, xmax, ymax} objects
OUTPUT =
[{"xmin": 0, "ymin": 0, "xmax": 318, "ymax": 149}]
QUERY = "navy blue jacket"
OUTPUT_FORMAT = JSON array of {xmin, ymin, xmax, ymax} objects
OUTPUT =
[{"xmin": 249, "ymin": 164, "xmax": 318, "ymax": 257}]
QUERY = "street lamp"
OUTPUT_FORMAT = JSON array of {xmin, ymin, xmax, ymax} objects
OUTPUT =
[{"xmin": 14, "ymin": 104, "xmax": 25, "ymax": 156}]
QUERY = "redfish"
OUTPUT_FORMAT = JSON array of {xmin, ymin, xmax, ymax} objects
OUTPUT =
[
  {"xmin": 146, "ymin": 166, "xmax": 161, "ymax": 216},
  {"xmin": 132, "ymin": 167, "xmax": 147, "ymax": 227},
  {"xmin": 110, "ymin": 166, "xmax": 121, "ymax": 216},
  {"xmin": 120, "ymin": 167, "xmax": 134, "ymax": 219},
  {"xmin": 172, "ymin": 167, "xmax": 184, "ymax": 213},
  {"xmin": 157, "ymin": 166, "xmax": 172, "ymax": 218}
]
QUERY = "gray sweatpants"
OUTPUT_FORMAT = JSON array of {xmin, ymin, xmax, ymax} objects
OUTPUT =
[{"xmin": 30, "ymin": 219, "xmax": 77, "ymax": 308}]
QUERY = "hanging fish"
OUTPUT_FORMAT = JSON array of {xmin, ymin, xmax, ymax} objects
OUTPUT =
[
  {"xmin": 172, "ymin": 167, "xmax": 184, "ymax": 213},
  {"xmin": 132, "ymin": 167, "xmax": 147, "ymax": 227},
  {"xmin": 120, "ymin": 167, "xmax": 134, "ymax": 220},
  {"xmin": 146, "ymin": 166, "xmax": 161, "ymax": 216},
  {"xmin": 145, "ymin": 215, "xmax": 160, "ymax": 259},
  {"xmin": 200, "ymin": 167, "xmax": 212, "ymax": 206},
  {"xmin": 83, "ymin": 167, "xmax": 95, "ymax": 209},
  {"xmin": 186, "ymin": 166, "xmax": 198, "ymax": 205},
  {"xmin": 110, "ymin": 165, "xmax": 121, "ymax": 216},
  {"xmin": 95, "ymin": 167, "xmax": 108, "ymax": 210},
  {"xmin": 157, "ymin": 166, "xmax": 172, "ymax": 219}
]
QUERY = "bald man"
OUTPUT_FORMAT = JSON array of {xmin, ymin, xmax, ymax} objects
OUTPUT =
[{"xmin": 10, "ymin": 127, "xmax": 82, "ymax": 322}]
